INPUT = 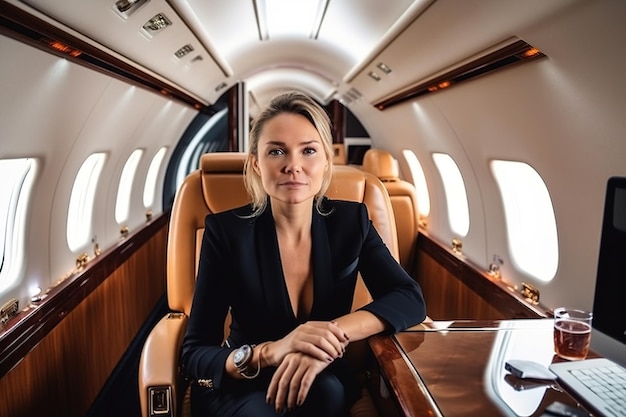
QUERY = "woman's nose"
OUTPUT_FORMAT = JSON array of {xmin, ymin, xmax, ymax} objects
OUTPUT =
[
  {"xmin": 284, "ymin": 156, "xmax": 301, "ymax": 174},
  {"xmin": 285, "ymin": 164, "xmax": 301, "ymax": 174}
]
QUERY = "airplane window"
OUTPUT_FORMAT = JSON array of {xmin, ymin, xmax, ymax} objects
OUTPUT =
[
  {"xmin": 176, "ymin": 108, "xmax": 228, "ymax": 191},
  {"xmin": 67, "ymin": 153, "xmax": 107, "ymax": 252},
  {"xmin": 402, "ymin": 149, "xmax": 431, "ymax": 217},
  {"xmin": 0, "ymin": 158, "xmax": 37, "ymax": 293},
  {"xmin": 432, "ymin": 153, "xmax": 470, "ymax": 237},
  {"xmin": 143, "ymin": 147, "xmax": 168, "ymax": 210},
  {"xmin": 115, "ymin": 149, "xmax": 144, "ymax": 225},
  {"xmin": 491, "ymin": 160, "xmax": 558, "ymax": 282}
]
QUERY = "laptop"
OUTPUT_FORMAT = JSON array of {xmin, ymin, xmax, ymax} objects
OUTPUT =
[{"xmin": 549, "ymin": 358, "xmax": 626, "ymax": 417}]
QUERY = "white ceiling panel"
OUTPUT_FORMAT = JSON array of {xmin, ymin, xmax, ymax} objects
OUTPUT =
[{"xmin": 20, "ymin": 0, "xmax": 227, "ymax": 103}]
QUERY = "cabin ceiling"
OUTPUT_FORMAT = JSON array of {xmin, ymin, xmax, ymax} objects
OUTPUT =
[{"xmin": 15, "ymin": 0, "xmax": 582, "ymax": 109}]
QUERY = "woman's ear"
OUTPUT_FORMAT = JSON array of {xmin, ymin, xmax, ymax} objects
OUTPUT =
[{"xmin": 252, "ymin": 156, "xmax": 261, "ymax": 175}]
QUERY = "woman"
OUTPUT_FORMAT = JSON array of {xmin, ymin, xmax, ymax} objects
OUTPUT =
[{"xmin": 181, "ymin": 91, "xmax": 426, "ymax": 416}]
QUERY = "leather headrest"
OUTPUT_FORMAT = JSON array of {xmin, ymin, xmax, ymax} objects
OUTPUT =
[
  {"xmin": 361, "ymin": 149, "xmax": 398, "ymax": 181},
  {"xmin": 201, "ymin": 152, "xmax": 246, "ymax": 173},
  {"xmin": 200, "ymin": 153, "xmax": 249, "ymax": 213}
]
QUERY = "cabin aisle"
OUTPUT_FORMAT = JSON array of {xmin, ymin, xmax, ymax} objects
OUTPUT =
[{"xmin": 86, "ymin": 295, "xmax": 168, "ymax": 417}]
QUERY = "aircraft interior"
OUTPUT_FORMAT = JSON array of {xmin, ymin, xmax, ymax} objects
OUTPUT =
[{"xmin": 1, "ymin": 0, "xmax": 625, "ymax": 416}]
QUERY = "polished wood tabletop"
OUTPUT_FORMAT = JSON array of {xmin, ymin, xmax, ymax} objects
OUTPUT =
[{"xmin": 369, "ymin": 319, "xmax": 596, "ymax": 417}]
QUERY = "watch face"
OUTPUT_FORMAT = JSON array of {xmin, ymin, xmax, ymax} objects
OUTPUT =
[
  {"xmin": 234, "ymin": 345, "xmax": 251, "ymax": 367},
  {"xmin": 234, "ymin": 349, "xmax": 245, "ymax": 363}
]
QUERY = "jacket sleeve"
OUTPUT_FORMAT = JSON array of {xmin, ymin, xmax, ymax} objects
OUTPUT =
[
  {"xmin": 356, "ymin": 203, "xmax": 427, "ymax": 333},
  {"xmin": 180, "ymin": 214, "xmax": 234, "ymax": 391}
]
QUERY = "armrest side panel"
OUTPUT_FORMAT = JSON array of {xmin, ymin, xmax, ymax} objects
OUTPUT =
[{"xmin": 139, "ymin": 313, "xmax": 188, "ymax": 417}]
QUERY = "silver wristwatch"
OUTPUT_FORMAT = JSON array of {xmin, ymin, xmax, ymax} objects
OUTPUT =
[{"xmin": 233, "ymin": 344, "xmax": 254, "ymax": 376}]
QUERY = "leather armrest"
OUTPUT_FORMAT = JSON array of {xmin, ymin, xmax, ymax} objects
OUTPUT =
[{"xmin": 139, "ymin": 313, "xmax": 188, "ymax": 417}]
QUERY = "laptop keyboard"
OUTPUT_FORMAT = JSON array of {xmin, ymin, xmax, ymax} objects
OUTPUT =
[{"xmin": 568, "ymin": 363, "xmax": 626, "ymax": 416}]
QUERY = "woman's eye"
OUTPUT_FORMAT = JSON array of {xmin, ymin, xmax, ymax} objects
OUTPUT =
[
  {"xmin": 303, "ymin": 147, "xmax": 317, "ymax": 155},
  {"xmin": 268, "ymin": 149, "xmax": 284, "ymax": 156}
]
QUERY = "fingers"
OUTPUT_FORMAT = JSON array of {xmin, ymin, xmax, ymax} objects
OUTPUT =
[
  {"xmin": 291, "ymin": 321, "xmax": 349, "ymax": 360},
  {"xmin": 266, "ymin": 359, "xmax": 284, "ymax": 408},
  {"xmin": 293, "ymin": 336, "xmax": 342, "ymax": 362},
  {"xmin": 267, "ymin": 355, "xmax": 297, "ymax": 413},
  {"xmin": 266, "ymin": 353, "xmax": 327, "ymax": 413},
  {"xmin": 294, "ymin": 366, "xmax": 315, "ymax": 408}
]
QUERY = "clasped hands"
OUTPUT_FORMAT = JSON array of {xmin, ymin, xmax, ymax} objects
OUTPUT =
[{"xmin": 264, "ymin": 321, "xmax": 349, "ymax": 413}]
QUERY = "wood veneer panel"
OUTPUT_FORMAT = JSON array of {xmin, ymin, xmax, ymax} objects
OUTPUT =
[
  {"xmin": 368, "ymin": 334, "xmax": 439, "ymax": 417},
  {"xmin": 0, "ymin": 223, "xmax": 167, "ymax": 417},
  {"xmin": 414, "ymin": 233, "xmax": 547, "ymax": 320},
  {"xmin": 416, "ymin": 251, "xmax": 504, "ymax": 320}
]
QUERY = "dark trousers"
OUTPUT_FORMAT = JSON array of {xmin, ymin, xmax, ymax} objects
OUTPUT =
[{"xmin": 191, "ymin": 361, "xmax": 359, "ymax": 417}]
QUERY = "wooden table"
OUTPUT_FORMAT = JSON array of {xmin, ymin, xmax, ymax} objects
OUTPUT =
[{"xmin": 369, "ymin": 319, "xmax": 595, "ymax": 417}]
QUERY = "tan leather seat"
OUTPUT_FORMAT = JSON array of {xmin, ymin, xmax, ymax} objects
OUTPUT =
[
  {"xmin": 361, "ymin": 149, "xmax": 420, "ymax": 272},
  {"xmin": 332, "ymin": 143, "xmax": 347, "ymax": 165},
  {"xmin": 139, "ymin": 152, "xmax": 400, "ymax": 417}
]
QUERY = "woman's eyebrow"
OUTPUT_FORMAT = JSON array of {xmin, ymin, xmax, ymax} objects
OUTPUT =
[{"xmin": 264, "ymin": 140, "xmax": 320, "ymax": 147}]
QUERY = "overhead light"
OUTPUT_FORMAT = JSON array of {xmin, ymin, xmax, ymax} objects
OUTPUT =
[
  {"xmin": 113, "ymin": 0, "xmax": 149, "ymax": 20},
  {"xmin": 377, "ymin": 62, "xmax": 392, "ymax": 74},
  {"xmin": 253, "ymin": 0, "xmax": 328, "ymax": 41},
  {"xmin": 142, "ymin": 13, "xmax": 171, "ymax": 36},
  {"xmin": 368, "ymin": 71, "xmax": 381, "ymax": 82},
  {"xmin": 43, "ymin": 39, "xmax": 82, "ymax": 57}
]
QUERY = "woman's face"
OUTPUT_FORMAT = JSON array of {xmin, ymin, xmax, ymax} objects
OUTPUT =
[{"xmin": 253, "ymin": 113, "xmax": 328, "ymax": 208}]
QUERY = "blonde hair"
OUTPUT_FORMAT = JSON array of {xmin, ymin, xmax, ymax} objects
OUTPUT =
[{"xmin": 244, "ymin": 91, "xmax": 335, "ymax": 216}]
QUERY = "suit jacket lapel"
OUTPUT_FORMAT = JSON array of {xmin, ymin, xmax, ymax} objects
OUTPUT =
[
  {"xmin": 311, "ymin": 206, "xmax": 333, "ymax": 319},
  {"xmin": 254, "ymin": 207, "xmax": 297, "ymax": 326},
  {"xmin": 254, "ymin": 203, "xmax": 334, "ymax": 324}
]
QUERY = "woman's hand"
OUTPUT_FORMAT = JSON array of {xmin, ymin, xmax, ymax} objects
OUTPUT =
[
  {"xmin": 268, "ymin": 321, "xmax": 349, "ymax": 365},
  {"xmin": 266, "ymin": 352, "xmax": 330, "ymax": 412}
]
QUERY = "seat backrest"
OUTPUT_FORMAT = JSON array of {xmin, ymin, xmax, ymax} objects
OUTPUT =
[
  {"xmin": 332, "ymin": 143, "xmax": 347, "ymax": 165},
  {"xmin": 361, "ymin": 149, "xmax": 420, "ymax": 271},
  {"xmin": 167, "ymin": 152, "xmax": 399, "ymax": 317}
]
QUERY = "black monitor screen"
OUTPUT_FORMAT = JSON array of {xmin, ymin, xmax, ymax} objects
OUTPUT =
[
  {"xmin": 613, "ymin": 187, "xmax": 626, "ymax": 232},
  {"xmin": 347, "ymin": 145, "xmax": 370, "ymax": 165},
  {"xmin": 593, "ymin": 177, "xmax": 626, "ymax": 345}
]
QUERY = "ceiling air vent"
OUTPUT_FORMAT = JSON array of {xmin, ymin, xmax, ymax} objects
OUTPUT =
[
  {"xmin": 174, "ymin": 44, "xmax": 194, "ymax": 59},
  {"xmin": 341, "ymin": 88, "xmax": 362, "ymax": 105},
  {"xmin": 374, "ymin": 39, "xmax": 546, "ymax": 110}
]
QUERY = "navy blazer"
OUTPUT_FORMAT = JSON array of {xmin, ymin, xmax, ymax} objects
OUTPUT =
[{"xmin": 181, "ymin": 198, "xmax": 426, "ymax": 391}]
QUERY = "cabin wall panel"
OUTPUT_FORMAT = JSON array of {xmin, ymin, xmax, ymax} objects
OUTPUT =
[
  {"xmin": 414, "ymin": 233, "xmax": 546, "ymax": 321},
  {"xmin": 350, "ymin": 0, "xmax": 626, "ymax": 314},
  {"xmin": 126, "ymin": 102, "xmax": 195, "ymax": 219},
  {"xmin": 349, "ymin": 0, "xmax": 582, "ymax": 104},
  {"xmin": 0, "ymin": 224, "xmax": 167, "ymax": 417},
  {"xmin": 0, "ymin": 35, "xmax": 195, "ymax": 310},
  {"xmin": 416, "ymin": 251, "xmax": 504, "ymax": 320},
  {"xmin": 0, "ymin": 329, "xmax": 72, "ymax": 416},
  {"xmin": 415, "ymin": 0, "xmax": 626, "ymax": 312},
  {"xmin": 0, "ymin": 34, "xmax": 110, "ymax": 308}
]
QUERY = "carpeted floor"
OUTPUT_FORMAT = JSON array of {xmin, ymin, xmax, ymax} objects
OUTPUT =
[{"xmin": 86, "ymin": 295, "xmax": 169, "ymax": 417}]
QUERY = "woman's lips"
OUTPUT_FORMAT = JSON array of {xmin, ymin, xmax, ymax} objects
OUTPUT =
[{"xmin": 280, "ymin": 181, "xmax": 307, "ymax": 188}]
